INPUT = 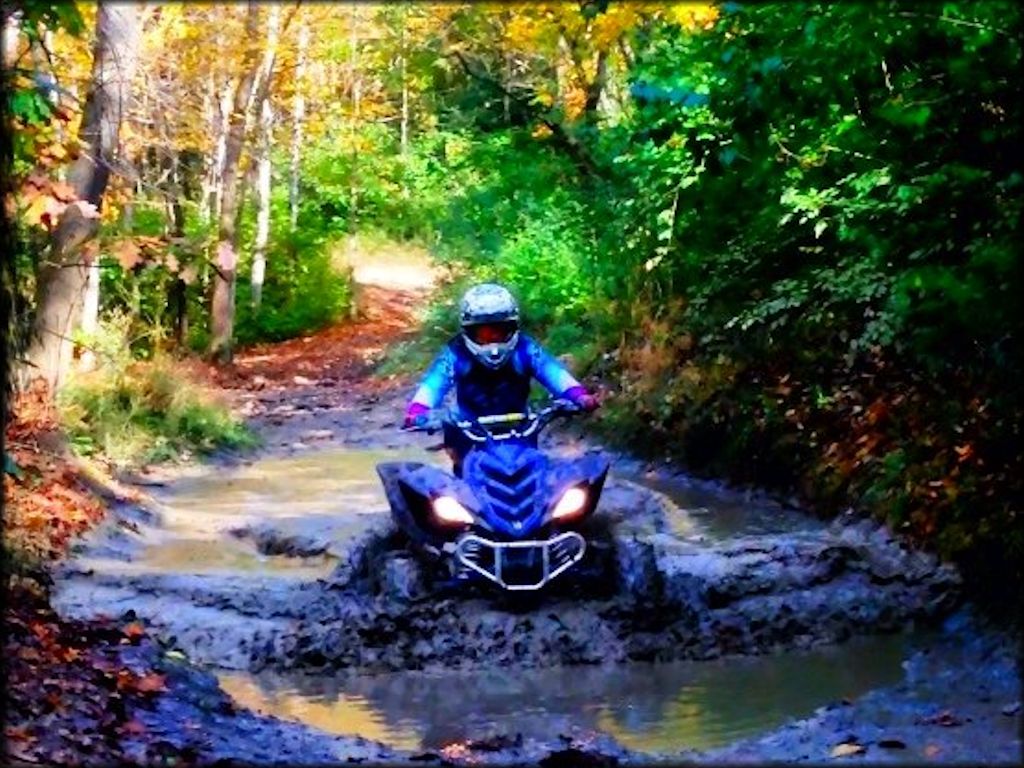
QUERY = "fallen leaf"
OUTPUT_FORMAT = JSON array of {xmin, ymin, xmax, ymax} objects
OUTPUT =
[
  {"xmin": 5, "ymin": 725, "xmax": 34, "ymax": 742},
  {"xmin": 830, "ymin": 742, "xmax": 866, "ymax": 758},
  {"xmin": 918, "ymin": 709, "xmax": 965, "ymax": 727},
  {"xmin": 924, "ymin": 744, "xmax": 941, "ymax": 758},
  {"xmin": 17, "ymin": 646, "xmax": 42, "ymax": 661},
  {"xmin": 135, "ymin": 673, "xmax": 167, "ymax": 693}
]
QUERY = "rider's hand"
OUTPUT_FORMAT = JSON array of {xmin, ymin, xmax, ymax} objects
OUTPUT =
[
  {"xmin": 563, "ymin": 385, "xmax": 600, "ymax": 412},
  {"xmin": 403, "ymin": 402, "xmax": 430, "ymax": 428}
]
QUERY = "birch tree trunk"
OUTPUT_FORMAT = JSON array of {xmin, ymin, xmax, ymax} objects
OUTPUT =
[
  {"xmin": 167, "ymin": 154, "xmax": 189, "ymax": 347},
  {"xmin": 207, "ymin": 76, "xmax": 235, "ymax": 223},
  {"xmin": 24, "ymin": 2, "xmax": 142, "ymax": 389},
  {"xmin": 289, "ymin": 20, "xmax": 308, "ymax": 233},
  {"xmin": 399, "ymin": 10, "xmax": 409, "ymax": 157},
  {"xmin": 209, "ymin": 1, "xmax": 261, "ymax": 365},
  {"xmin": 250, "ymin": 5, "xmax": 280, "ymax": 309},
  {"xmin": 199, "ymin": 74, "xmax": 216, "ymax": 223},
  {"xmin": 348, "ymin": 4, "xmax": 361, "ymax": 245},
  {"xmin": 251, "ymin": 97, "xmax": 273, "ymax": 308}
]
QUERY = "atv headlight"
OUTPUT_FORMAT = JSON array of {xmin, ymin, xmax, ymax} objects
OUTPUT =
[
  {"xmin": 432, "ymin": 495, "xmax": 474, "ymax": 525},
  {"xmin": 552, "ymin": 486, "xmax": 588, "ymax": 520}
]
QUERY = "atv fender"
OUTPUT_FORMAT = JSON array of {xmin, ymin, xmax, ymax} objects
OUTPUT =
[
  {"xmin": 545, "ymin": 453, "xmax": 610, "ymax": 518},
  {"xmin": 377, "ymin": 462, "xmax": 479, "ymax": 547}
]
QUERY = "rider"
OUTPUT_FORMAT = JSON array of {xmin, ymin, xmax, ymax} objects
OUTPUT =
[{"xmin": 403, "ymin": 283, "xmax": 599, "ymax": 475}]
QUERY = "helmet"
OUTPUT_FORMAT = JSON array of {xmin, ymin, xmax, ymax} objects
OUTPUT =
[{"xmin": 459, "ymin": 283, "xmax": 520, "ymax": 368}]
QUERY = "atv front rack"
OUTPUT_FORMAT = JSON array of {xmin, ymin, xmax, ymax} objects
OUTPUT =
[{"xmin": 453, "ymin": 531, "xmax": 586, "ymax": 591}]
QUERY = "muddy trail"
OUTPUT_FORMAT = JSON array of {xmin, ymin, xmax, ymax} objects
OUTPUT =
[{"xmin": 50, "ymin": 273, "xmax": 1021, "ymax": 765}]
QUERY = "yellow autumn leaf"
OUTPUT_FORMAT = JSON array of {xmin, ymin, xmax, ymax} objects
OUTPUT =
[{"xmin": 23, "ymin": 194, "xmax": 65, "ymax": 228}]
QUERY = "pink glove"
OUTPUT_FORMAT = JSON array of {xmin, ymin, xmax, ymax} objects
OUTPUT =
[
  {"xmin": 562, "ymin": 385, "xmax": 600, "ymax": 412},
  {"xmin": 404, "ymin": 402, "xmax": 430, "ymax": 428}
]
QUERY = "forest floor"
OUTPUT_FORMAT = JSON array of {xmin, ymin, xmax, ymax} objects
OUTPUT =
[{"xmin": 3, "ymin": 258, "xmax": 1020, "ymax": 766}]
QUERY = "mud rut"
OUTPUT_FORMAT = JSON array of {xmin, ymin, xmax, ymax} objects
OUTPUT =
[
  {"xmin": 53, "ymin": 468, "xmax": 960, "ymax": 675},
  {"xmin": 48, "ymin": 276, "xmax": 997, "ymax": 762}
]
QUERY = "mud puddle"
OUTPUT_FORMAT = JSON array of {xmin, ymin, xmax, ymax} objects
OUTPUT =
[
  {"xmin": 217, "ymin": 631, "xmax": 915, "ymax": 754},
  {"xmin": 151, "ymin": 446, "xmax": 820, "ymax": 559},
  {"xmin": 144, "ymin": 447, "xmax": 441, "ymax": 569},
  {"xmin": 616, "ymin": 471, "xmax": 824, "ymax": 541}
]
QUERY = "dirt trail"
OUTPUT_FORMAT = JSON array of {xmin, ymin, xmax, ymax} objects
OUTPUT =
[
  {"xmin": 43, "ymin": 266, "xmax": 1023, "ymax": 765},
  {"xmin": 209, "ymin": 283, "xmax": 420, "ymax": 439},
  {"xmin": 215, "ymin": 283, "xmax": 421, "ymax": 396}
]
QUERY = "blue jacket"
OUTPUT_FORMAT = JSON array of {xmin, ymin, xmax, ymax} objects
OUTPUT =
[{"xmin": 410, "ymin": 333, "xmax": 581, "ymax": 418}]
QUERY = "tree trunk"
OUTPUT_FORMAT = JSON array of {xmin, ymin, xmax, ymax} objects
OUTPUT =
[
  {"xmin": 250, "ymin": 5, "xmax": 280, "ymax": 309},
  {"xmin": 289, "ymin": 20, "xmax": 308, "ymax": 233},
  {"xmin": 252, "ymin": 97, "xmax": 273, "ymax": 308},
  {"xmin": 200, "ymin": 74, "xmax": 216, "ymax": 223},
  {"xmin": 209, "ymin": 1, "xmax": 262, "ymax": 365},
  {"xmin": 399, "ymin": 9, "xmax": 409, "ymax": 157},
  {"xmin": 207, "ymin": 76, "xmax": 235, "ymax": 223},
  {"xmin": 348, "ymin": 4, "xmax": 361, "ymax": 243},
  {"xmin": 169, "ymin": 165, "xmax": 189, "ymax": 348},
  {"xmin": 24, "ymin": 2, "xmax": 141, "ymax": 389}
]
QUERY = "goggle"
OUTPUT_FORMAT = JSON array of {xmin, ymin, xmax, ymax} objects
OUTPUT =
[{"xmin": 466, "ymin": 321, "xmax": 518, "ymax": 345}]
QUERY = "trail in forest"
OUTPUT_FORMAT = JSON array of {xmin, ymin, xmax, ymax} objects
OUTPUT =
[
  {"xmin": 198, "ymin": 251, "xmax": 437, "ymax": 460},
  {"xmin": 47, "ymin": 256, "xmax": 1022, "ymax": 766}
]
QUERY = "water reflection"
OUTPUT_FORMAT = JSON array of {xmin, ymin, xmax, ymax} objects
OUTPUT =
[
  {"xmin": 630, "ymin": 474, "xmax": 825, "ymax": 540},
  {"xmin": 219, "ymin": 632, "xmax": 913, "ymax": 754}
]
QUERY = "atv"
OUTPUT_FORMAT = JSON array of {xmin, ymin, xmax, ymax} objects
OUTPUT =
[{"xmin": 376, "ymin": 399, "xmax": 610, "ymax": 592}]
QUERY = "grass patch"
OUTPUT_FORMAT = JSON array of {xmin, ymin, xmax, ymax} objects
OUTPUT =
[{"xmin": 58, "ymin": 356, "xmax": 256, "ymax": 468}]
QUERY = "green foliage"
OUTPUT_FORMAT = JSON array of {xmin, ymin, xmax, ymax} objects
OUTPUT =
[
  {"xmin": 235, "ymin": 245, "xmax": 352, "ymax": 345},
  {"xmin": 226, "ymin": 151, "xmax": 357, "ymax": 345},
  {"xmin": 608, "ymin": 1, "xmax": 1022, "ymax": 373},
  {"xmin": 351, "ymin": 1, "xmax": 1023, "ymax": 603},
  {"xmin": 58, "ymin": 315, "xmax": 256, "ymax": 466},
  {"xmin": 297, "ymin": 125, "xmax": 452, "ymax": 243}
]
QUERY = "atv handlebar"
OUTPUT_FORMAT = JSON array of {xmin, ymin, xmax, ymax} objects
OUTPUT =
[{"xmin": 402, "ymin": 398, "xmax": 583, "ymax": 442}]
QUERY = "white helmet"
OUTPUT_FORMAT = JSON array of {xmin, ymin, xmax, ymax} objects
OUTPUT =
[{"xmin": 459, "ymin": 283, "xmax": 520, "ymax": 368}]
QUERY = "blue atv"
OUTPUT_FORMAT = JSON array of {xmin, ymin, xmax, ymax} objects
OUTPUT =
[{"xmin": 377, "ymin": 399, "xmax": 610, "ymax": 592}]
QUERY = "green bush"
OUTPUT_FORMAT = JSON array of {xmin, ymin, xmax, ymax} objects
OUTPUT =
[{"xmin": 235, "ymin": 242, "xmax": 352, "ymax": 345}]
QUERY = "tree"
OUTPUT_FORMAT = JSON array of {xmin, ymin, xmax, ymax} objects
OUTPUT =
[
  {"xmin": 23, "ymin": 1, "xmax": 142, "ymax": 388},
  {"xmin": 209, "ymin": 2, "xmax": 262, "ymax": 365},
  {"xmin": 251, "ymin": 5, "xmax": 282, "ymax": 309}
]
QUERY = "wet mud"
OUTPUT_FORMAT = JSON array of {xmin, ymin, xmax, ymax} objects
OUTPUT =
[
  {"xmin": 54, "ymin": 455, "xmax": 960, "ymax": 676},
  {"xmin": 48, "ymin": 358, "xmax": 1019, "ymax": 764}
]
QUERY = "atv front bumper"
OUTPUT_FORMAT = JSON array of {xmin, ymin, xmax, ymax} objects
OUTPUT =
[{"xmin": 451, "ymin": 531, "xmax": 587, "ymax": 591}]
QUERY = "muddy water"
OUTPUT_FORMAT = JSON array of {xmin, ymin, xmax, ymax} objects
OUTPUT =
[
  {"xmin": 135, "ymin": 448, "xmax": 914, "ymax": 755},
  {"xmin": 617, "ymin": 472, "xmax": 824, "ymax": 541},
  {"xmin": 146, "ymin": 447, "xmax": 820, "ymax": 572},
  {"xmin": 217, "ymin": 632, "xmax": 913, "ymax": 754},
  {"xmin": 143, "ymin": 447, "xmax": 440, "ymax": 573}
]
